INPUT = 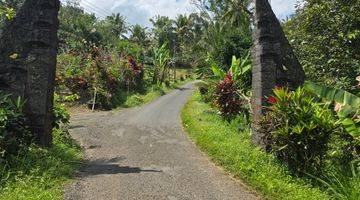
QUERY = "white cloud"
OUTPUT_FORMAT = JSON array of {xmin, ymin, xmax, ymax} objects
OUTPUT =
[
  {"xmin": 271, "ymin": 0, "xmax": 300, "ymax": 19},
  {"xmin": 79, "ymin": 0, "xmax": 299, "ymax": 27},
  {"xmin": 80, "ymin": 0, "xmax": 195, "ymax": 27}
]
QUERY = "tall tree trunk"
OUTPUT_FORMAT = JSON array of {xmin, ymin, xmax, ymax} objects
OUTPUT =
[
  {"xmin": 0, "ymin": 0, "xmax": 60, "ymax": 146},
  {"xmin": 251, "ymin": 0, "xmax": 305, "ymax": 149}
]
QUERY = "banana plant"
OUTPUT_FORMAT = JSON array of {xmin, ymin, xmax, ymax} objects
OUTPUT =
[
  {"xmin": 210, "ymin": 52, "xmax": 252, "ymax": 81},
  {"xmin": 305, "ymin": 81, "xmax": 360, "ymax": 141},
  {"xmin": 153, "ymin": 43, "xmax": 171, "ymax": 84}
]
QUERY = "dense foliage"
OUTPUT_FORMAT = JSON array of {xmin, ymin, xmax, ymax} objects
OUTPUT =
[
  {"xmin": 0, "ymin": 93, "xmax": 32, "ymax": 158},
  {"xmin": 284, "ymin": 0, "xmax": 360, "ymax": 92},
  {"xmin": 55, "ymin": 2, "xmax": 197, "ymax": 109},
  {"xmin": 214, "ymin": 73, "xmax": 245, "ymax": 120},
  {"xmin": 260, "ymin": 87, "xmax": 337, "ymax": 174},
  {"xmin": 305, "ymin": 82, "xmax": 360, "ymax": 163}
]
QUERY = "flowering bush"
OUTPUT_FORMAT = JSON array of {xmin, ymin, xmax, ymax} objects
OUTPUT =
[
  {"xmin": 259, "ymin": 87, "xmax": 339, "ymax": 175},
  {"xmin": 214, "ymin": 72, "xmax": 248, "ymax": 120},
  {"xmin": 56, "ymin": 48, "xmax": 145, "ymax": 109},
  {"xmin": 121, "ymin": 55, "xmax": 144, "ymax": 91}
]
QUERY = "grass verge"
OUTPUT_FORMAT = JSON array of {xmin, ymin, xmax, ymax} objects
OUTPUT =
[
  {"xmin": 0, "ymin": 129, "xmax": 83, "ymax": 200},
  {"xmin": 181, "ymin": 92, "xmax": 330, "ymax": 200}
]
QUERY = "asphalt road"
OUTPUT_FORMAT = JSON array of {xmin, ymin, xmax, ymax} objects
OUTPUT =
[{"xmin": 65, "ymin": 82, "xmax": 258, "ymax": 200}]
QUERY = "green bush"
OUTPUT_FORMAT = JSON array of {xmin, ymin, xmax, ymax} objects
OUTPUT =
[
  {"xmin": 214, "ymin": 73, "xmax": 248, "ymax": 120},
  {"xmin": 0, "ymin": 93, "xmax": 32, "ymax": 158},
  {"xmin": 284, "ymin": 0, "xmax": 360, "ymax": 92},
  {"xmin": 198, "ymin": 81, "xmax": 217, "ymax": 104},
  {"xmin": 53, "ymin": 94, "xmax": 70, "ymax": 129},
  {"xmin": 124, "ymin": 94, "xmax": 144, "ymax": 107},
  {"xmin": 56, "ymin": 48, "xmax": 146, "ymax": 109},
  {"xmin": 305, "ymin": 81, "xmax": 360, "ymax": 162},
  {"xmin": 260, "ymin": 87, "xmax": 338, "ymax": 175}
]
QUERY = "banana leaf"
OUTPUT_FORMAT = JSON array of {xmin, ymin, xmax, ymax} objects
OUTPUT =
[{"xmin": 305, "ymin": 81, "xmax": 360, "ymax": 108}]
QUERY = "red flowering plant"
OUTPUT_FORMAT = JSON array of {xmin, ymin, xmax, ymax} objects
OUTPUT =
[
  {"xmin": 259, "ymin": 87, "xmax": 339, "ymax": 175},
  {"xmin": 208, "ymin": 54, "xmax": 252, "ymax": 121},
  {"xmin": 214, "ymin": 72, "xmax": 248, "ymax": 120},
  {"xmin": 267, "ymin": 85, "xmax": 284, "ymax": 104},
  {"xmin": 121, "ymin": 55, "xmax": 144, "ymax": 91}
]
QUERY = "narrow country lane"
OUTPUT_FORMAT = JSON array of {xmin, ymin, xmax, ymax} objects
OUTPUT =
[{"xmin": 65, "ymin": 82, "xmax": 258, "ymax": 200}]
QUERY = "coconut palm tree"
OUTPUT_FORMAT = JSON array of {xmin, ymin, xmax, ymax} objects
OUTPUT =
[
  {"xmin": 221, "ymin": 0, "xmax": 251, "ymax": 34},
  {"xmin": 105, "ymin": 13, "xmax": 128, "ymax": 39},
  {"xmin": 150, "ymin": 15, "xmax": 176, "ymax": 49},
  {"xmin": 130, "ymin": 24, "xmax": 148, "ymax": 47}
]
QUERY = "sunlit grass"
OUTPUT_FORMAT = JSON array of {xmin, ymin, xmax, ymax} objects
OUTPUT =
[{"xmin": 0, "ymin": 129, "xmax": 83, "ymax": 200}]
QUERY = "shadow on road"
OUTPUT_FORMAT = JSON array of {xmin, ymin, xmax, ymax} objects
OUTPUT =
[
  {"xmin": 81, "ymin": 157, "xmax": 162, "ymax": 176},
  {"xmin": 175, "ymin": 87, "xmax": 191, "ymax": 91},
  {"xmin": 70, "ymin": 125, "xmax": 86, "ymax": 129},
  {"xmin": 84, "ymin": 165, "xmax": 162, "ymax": 175}
]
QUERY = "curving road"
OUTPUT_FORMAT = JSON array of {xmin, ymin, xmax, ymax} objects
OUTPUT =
[{"xmin": 65, "ymin": 82, "xmax": 258, "ymax": 200}]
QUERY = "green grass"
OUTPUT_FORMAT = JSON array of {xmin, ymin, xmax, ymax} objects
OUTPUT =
[
  {"xmin": 0, "ymin": 129, "xmax": 83, "ymax": 200},
  {"xmin": 181, "ymin": 92, "xmax": 330, "ymax": 200}
]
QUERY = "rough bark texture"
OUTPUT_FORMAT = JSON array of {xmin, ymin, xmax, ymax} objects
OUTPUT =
[
  {"xmin": 0, "ymin": 0, "xmax": 60, "ymax": 146},
  {"xmin": 251, "ymin": 0, "xmax": 305, "ymax": 148}
]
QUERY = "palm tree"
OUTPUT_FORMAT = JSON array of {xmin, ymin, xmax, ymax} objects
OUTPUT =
[
  {"xmin": 221, "ymin": 0, "xmax": 251, "ymax": 34},
  {"xmin": 172, "ymin": 14, "xmax": 193, "ymax": 71},
  {"xmin": 130, "ymin": 24, "xmax": 148, "ymax": 47},
  {"xmin": 173, "ymin": 14, "xmax": 193, "ymax": 44},
  {"xmin": 105, "ymin": 13, "xmax": 128, "ymax": 39},
  {"xmin": 150, "ymin": 15, "xmax": 176, "ymax": 52}
]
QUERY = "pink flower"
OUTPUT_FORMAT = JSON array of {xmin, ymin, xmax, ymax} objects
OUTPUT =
[{"xmin": 334, "ymin": 102, "xmax": 343, "ymax": 112}]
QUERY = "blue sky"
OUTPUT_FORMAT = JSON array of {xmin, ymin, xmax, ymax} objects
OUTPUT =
[{"xmin": 78, "ymin": 0, "xmax": 300, "ymax": 27}]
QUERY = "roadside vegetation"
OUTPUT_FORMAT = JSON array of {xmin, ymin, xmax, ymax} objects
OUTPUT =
[
  {"xmin": 182, "ymin": 92, "xmax": 329, "ymax": 200},
  {"xmin": 0, "ymin": 93, "xmax": 82, "ymax": 200},
  {"xmin": 54, "ymin": 2, "xmax": 197, "ymax": 111},
  {"xmin": 0, "ymin": 0, "xmax": 359, "ymax": 199},
  {"xmin": 181, "ymin": 0, "xmax": 359, "ymax": 199}
]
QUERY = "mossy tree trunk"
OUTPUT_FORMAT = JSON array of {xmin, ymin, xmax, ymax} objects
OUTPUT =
[{"xmin": 0, "ymin": 0, "xmax": 60, "ymax": 146}]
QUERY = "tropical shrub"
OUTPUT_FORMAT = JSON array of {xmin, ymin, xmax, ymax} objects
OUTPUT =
[
  {"xmin": 0, "ymin": 93, "xmax": 32, "ymax": 158},
  {"xmin": 198, "ymin": 80, "xmax": 217, "ymax": 104},
  {"xmin": 56, "ymin": 46, "xmax": 145, "ymax": 109},
  {"xmin": 209, "ymin": 54, "xmax": 252, "ymax": 120},
  {"xmin": 214, "ymin": 73, "xmax": 248, "ymax": 120},
  {"xmin": 305, "ymin": 81, "xmax": 360, "ymax": 161},
  {"xmin": 260, "ymin": 87, "xmax": 338, "ymax": 174},
  {"xmin": 211, "ymin": 54, "xmax": 252, "ymax": 90},
  {"xmin": 53, "ymin": 94, "xmax": 70, "ymax": 128},
  {"xmin": 121, "ymin": 55, "xmax": 144, "ymax": 91}
]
